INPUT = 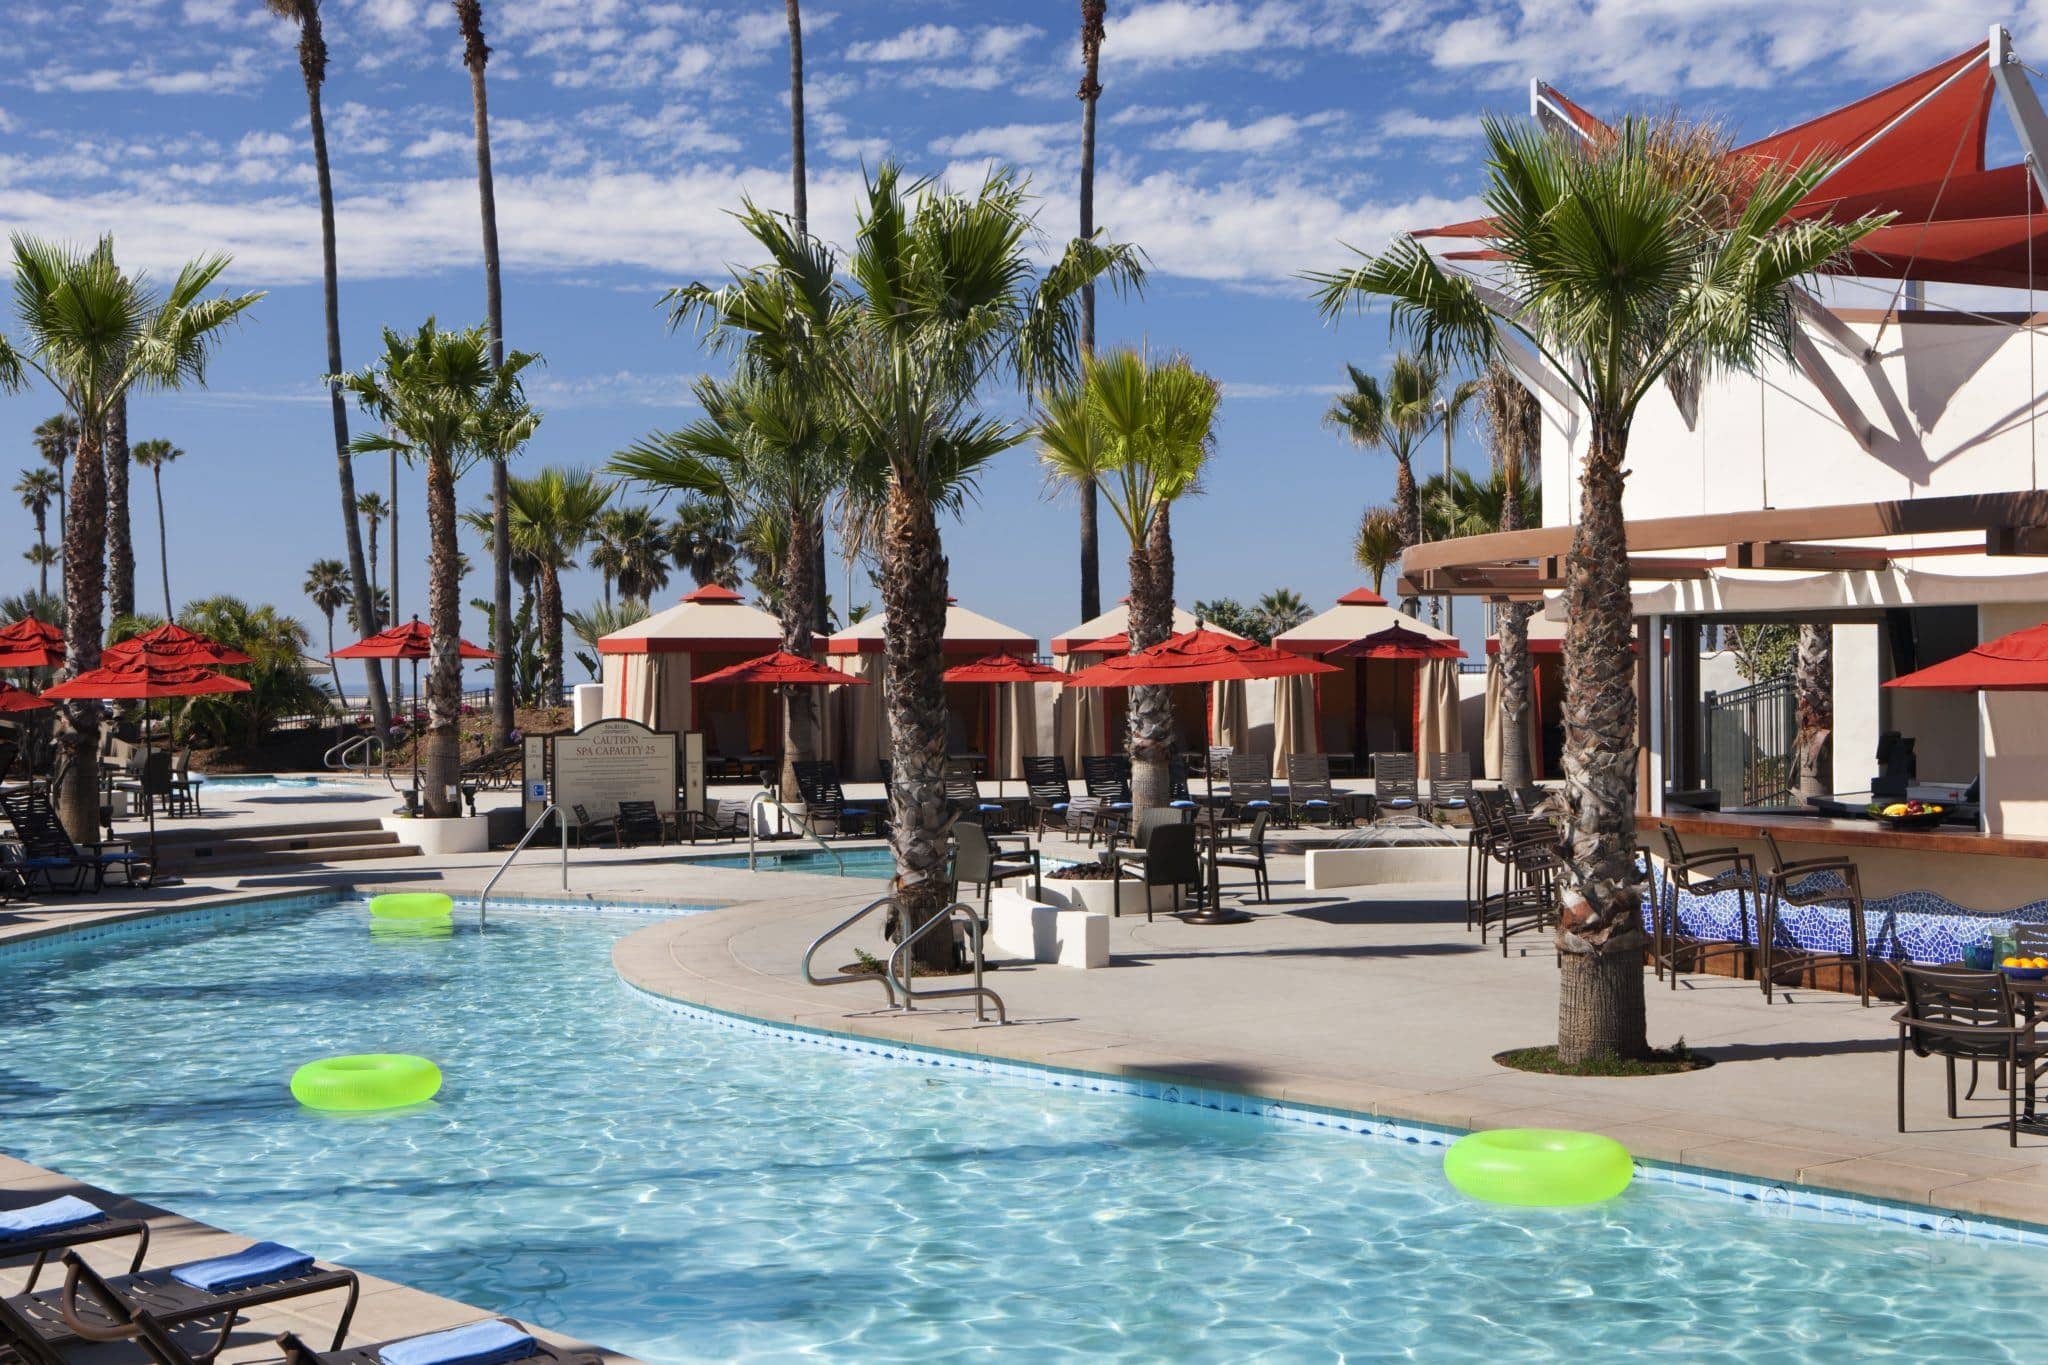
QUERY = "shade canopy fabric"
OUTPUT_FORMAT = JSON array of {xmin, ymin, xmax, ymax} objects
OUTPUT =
[
  {"xmin": 597, "ymin": 583, "xmax": 784, "ymax": 655},
  {"xmin": 0, "ymin": 618, "xmax": 63, "ymax": 670},
  {"xmin": 1050, "ymin": 603, "xmax": 1213, "ymax": 655},
  {"xmin": 1065, "ymin": 628, "xmax": 1338, "ymax": 688},
  {"xmin": 1331, "ymin": 622, "xmax": 1468, "ymax": 661},
  {"xmin": 104, "ymin": 622, "xmax": 252, "ymax": 667},
  {"xmin": 691, "ymin": 650, "xmax": 866, "ymax": 687},
  {"xmin": 331, "ymin": 619, "xmax": 493, "ymax": 661},
  {"xmin": 827, "ymin": 602, "xmax": 1036, "ymax": 657},
  {"xmin": 43, "ymin": 662, "xmax": 251, "ymax": 700},
  {"xmin": 1272, "ymin": 589, "xmax": 1459, "ymax": 656},
  {"xmin": 1885, "ymin": 620, "xmax": 2048, "ymax": 690},
  {"xmin": 0, "ymin": 681, "xmax": 50, "ymax": 713},
  {"xmin": 943, "ymin": 654, "xmax": 1066, "ymax": 684}
]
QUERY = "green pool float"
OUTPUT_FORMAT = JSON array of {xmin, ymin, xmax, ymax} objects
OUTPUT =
[
  {"xmin": 1443, "ymin": 1128, "xmax": 1633, "ymax": 1206},
  {"xmin": 368, "ymin": 892, "xmax": 454, "ymax": 921},
  {"xmin": 291, "ymin": 1054, "xmax": 442, "ymax": 1112}
]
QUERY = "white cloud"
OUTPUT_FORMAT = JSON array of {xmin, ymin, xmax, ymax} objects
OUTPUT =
[
  {"xmin": 1107, "ymin": 1, "xmax": 1308, "ymax": 67},
  {"xmin": 234, "ymin": 130, "xmax": 295, "ymax": 158},
  {"xmin": 29, "ymin": 50, "xmax": 265, "ymax": 95},
  {"xmin": 1378, "ymin": 111, "xmax": 1474, "ymax": 141},
  {"xmin": 402, "ymin": 130, "xmax": 471, "ymax": 160},
  {"xmin": 1150, "ymin": 111, "xmax": 1341, "ymax": 153},
  {"xmin": 976, "ymin": 24, "xmax": 1043, "ymax": 63},
  {"xmin": 929, "ymin": 122, "xmax": 1070, "ymax": 165},
  {"xmin": 1111, "ymin": 102, "xmax": 1208, "ymax": 126},
  {"xmin": 847, "ymin": 23, "xmax": 962, "ymax": 63}
]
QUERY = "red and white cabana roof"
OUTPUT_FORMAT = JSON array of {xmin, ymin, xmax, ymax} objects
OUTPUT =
[
  {"xmin": 826, "ymin": 601, "xmax": 1036, "ymax": 657},
  {"xmin": 596, "ymin": 583, "xmax": 784, "ymax": 655},
  {"xmin": 1050, "ymin": 602, "xmax": 1213, "ymax": 655},
  {"xmin": 1271, "ymin": 588, "xmax": 1457, "ymax": 657},
  {"xmin": 1485, "ymin": 613, "xmax": 1569, "ymax": 656}
]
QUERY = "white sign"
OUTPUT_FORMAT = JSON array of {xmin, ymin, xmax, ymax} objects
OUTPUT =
[{"xmin": 552, "ymin": 718, "xmax": 678, "ymax": 824}]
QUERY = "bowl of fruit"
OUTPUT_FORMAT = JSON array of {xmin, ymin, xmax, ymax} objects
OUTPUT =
[
  {"xmin": 2003, "ymin": 956, "xmax": 2048, "ymax": 981},
  {"xmin": 1868, "ymin": 799, "xmax": 1946, "ymax": 831}
]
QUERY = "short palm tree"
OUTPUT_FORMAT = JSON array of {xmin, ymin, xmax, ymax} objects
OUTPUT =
[
  {"xmin": 567, "ymin": 597, "xmax": 649, "ymax": 681},
  {"xmin": 1352, "ymin": 506, "xmax": 1403, "ymax": 595},
  {"xmin": 1038, "ymin": 348, "xmax": 1217, "ymax": 808},
  {"xmin": 1477, "ymin": 363, "xmax": 1542, "ymax": 791},
  {"xmin": 587, "ymin": 504, "xmax": 671, "ymax": 606},
  {"xmin": 131, "ymin": 438, "xmax": 183, "ymax": 618},
  {"xmin": 303, "ymin": 558, "xmax": 351, "ymax": 699},
  {"xmin": 338, "ymin": 320, "xmax": 539, "ymax": 815},
  {"xmin": 1255, "ymin": 588, "xmax": 1311, "ymax": 640},
  {"xmin": 354, "ymin": 490, "xmax": 388, "ymax": 596},
  {"xmin": 14, "ymin": 467, "xmax": 60, "ymax": 595},
  {"xmin": 668, "ymin": 496, "xmax": 741, "ymax": 589},
  {"xmin": 348, "ymin": 583, "xmax": 391, "ymax": 636},
  {"xmin": 1420, "ymin": 467, "xmax": 1540, "ymax": 541},
  {"xmin": 0, "ymin": 235, "xmax": 261, "ymax": 839},
  {"xmin": 32, "ymin": 414, "xmax": 74, "ymax": 541},
  {"xmin": 670, "ymin": 165, "xmax": 1141, "ymax": 962},
  {"xmin": 177, "ymin": 596, "xmax": 326, "ymax": 749},
  {"xmin": 502, "ymin": 467, "xmax": 612, "ymax": 705},
  {"xmin": 1308, "ymin": 115, "xmax": 1888, "ymax": 1064}
]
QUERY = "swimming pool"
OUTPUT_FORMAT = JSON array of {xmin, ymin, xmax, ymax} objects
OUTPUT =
[
  {"xmin": 1, "ymin": 896, "xmax": 2043, "ymax": 1362},
  {"xmin": 693, "ymin": 845, "xmax": 897, "ymax": 877},
  {"xmin": 193, "ymin": 774, "xmax": 368, "ymax": 792}
]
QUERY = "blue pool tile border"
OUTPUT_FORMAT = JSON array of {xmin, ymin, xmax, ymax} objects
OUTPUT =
[{"xmin": 622, "ymin": 979, "xmax": 2048, "ymax": 1252}]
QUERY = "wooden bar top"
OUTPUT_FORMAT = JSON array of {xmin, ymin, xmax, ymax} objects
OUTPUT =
[{"xmin": 1638, "ymin": 809, "xmax": 2048, "ymax": 861}]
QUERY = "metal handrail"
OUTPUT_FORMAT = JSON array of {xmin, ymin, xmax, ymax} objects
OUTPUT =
[
  {"xmin": 889, "ymin": 902, "xmax": 1005, "ymax": 1024},
  {"xmin": 478, "ymin": 802, "xmax": 568, "ymax": 927},
  {"xmin": 800, "ymin": 895, "xmax": 903, "ymax": 1006},
  {"xmin": 323, "ymin": 732, "xmax": 386, "ymax": 776},
  {"xmin": 748, "ymin": 789, "xmax": 846, "ymax": 875}
]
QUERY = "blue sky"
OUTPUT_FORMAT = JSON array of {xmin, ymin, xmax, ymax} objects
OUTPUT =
[{"xmin": 3, "ymin": 0, "xmax": 2044, "ymax": 671}]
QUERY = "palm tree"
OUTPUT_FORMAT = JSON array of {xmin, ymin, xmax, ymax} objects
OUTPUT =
[
  {"xmin": 0, "ymin": 235, "xmax": 260, "ymax": 840},
  {"xmin": 502, "ymin": 468, "xmax": 611, "ymax": 705},
  {"xmin": 1472, "ymin": 364, "xmax": 1542, "ymax": 791},
  {"xmin": 612, "ymin": 371, "xmax": 846, "ymax": 794},
  {"xmin": 1309, "ymin": 115, "xmax": 1887, "ymax": 1064},
  {"xmin": 303, "ymin": 557, "xmax": 351, "ymax": 698},
  {"xmin": 1352, "ymin": 506, "xmax": 1402, "ymax": 596},
  {"xmin": 671, "ymin": 166, "xmax": 1140, "ymax": 963},
  {"xmin": 338, "ymin": 320, "xmax": 539, "ymax": 815},
  {"xmin": 1037, "ymin": 349, "xmax": 1216, "ymax": 808},
  {"xmin": 1323, "ymin": 354, "xmax": 1472, "ymax": 618},
  {"xmin": 669, "ymin": 495, "xmax": 742, "ymax": 588},
  {"xmin": 32, "ymin": 414, "xmax": 75, "ymax": 539},
  {"xmin": 105, "ymin": 393, "xmax": 134, "ymax": 619},
  {"xmin": 14, "ymin": 467, "xmax": 60, "ymax": 595},
  {"xmin": 1794, "ymin": 625, "xmax": 1832, "ymax": 799},
  {"xmin": 1074, "ymin": 0, "xmax": 1110, "ymax": 624},
  {"xmin": 567, "ymin": 597, "xmax": 649, "ymax": 680},
  {"xmin": 1420, "ymin": 467, "xmax": 1541, "ymax": 541},
  {"xmin": 355, "ymin": 491, "xmax": 388, "ymax": 596},
  {"xmin": 779, "ymin": 0, "xmax": 830, "ymax": 640},
  {"xmin": 130, "ymin": 438, "xmax": 182, "ymax": 618},
  {"xmin": 266, "ymin": 0, "xmax": 389, "ymax": 737},
  {"xmin": 177, "ymin": 596, "xmax": 326, "ymax": 749},
  {"xmin": 1255, "ymin": 588, "xmax": 1311, "ymax": 641},
  {"xmin": 587, "ymin": 504, "xmax": 671, "ymax": 606},
  {"xmin": 347, "ymin": 583, "xmax": 391, "ymax": 635}
]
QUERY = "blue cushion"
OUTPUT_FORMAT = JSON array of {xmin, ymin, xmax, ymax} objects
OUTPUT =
[
  {"xmin": 1245, "ymin": 799, "xmax": 1272, "ymax": 809},
  {"xmin": 842, "ymin": 807, "xmax": 873, "ymax": 818},
  {"xmin": 1439, "ymin": 798, "xmax": 1469, "ymax": 809},
  {"xmin": 1051, "ymin": 803, "xmax": 1069, "ymax": 811},
  {"xmin": 978, "ymin": 803, "xmax": 1003, "ymax": 813},
  {"xmin": 1169, "ymin": 800, "xmax": 1197, "ymax": 809},
  {"xmin": 0, "ymin": 1195, "xmax": 104, "ymax": 1241},
  {"xmin": 378, "ymin": 1321, "xmax": 538, "ymax": 1365},
  {"xmin": 1110, "ymin": 802, "xmax": 1133, "ymax": 811},
  {"xmin": 171, "ymin": 1240, "xmax": 315, "ymax": 1294},
  {"xmin": 1302, "ymin": 799, "xmax": 1331, "ymax": 808},
  {"xmin": 1384, "ymin": 798, "xmax": 1416, "ymax": 809}
]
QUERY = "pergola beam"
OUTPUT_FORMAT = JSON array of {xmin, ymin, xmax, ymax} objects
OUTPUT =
[{"xmin": 1726, "ymin": 541, "xmax": 1894, "ymax": 572}]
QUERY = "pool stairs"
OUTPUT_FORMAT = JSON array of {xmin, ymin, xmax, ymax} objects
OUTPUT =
[{"xmin": 147, "ymin": 819, "xmax": 421, "ymax": 876}]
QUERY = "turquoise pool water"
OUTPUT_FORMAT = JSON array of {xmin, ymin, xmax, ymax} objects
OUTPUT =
[
  {"xmin": 193, "ymin": 774, "xmax": 356, "ymax": 791},
  {"xmin": 1, "ymin": 898, "xmax": 2043, "ymax": 1362},
  {"xmin": 693, "ymin": 846, "xmax": 897, "ymax": 877}
]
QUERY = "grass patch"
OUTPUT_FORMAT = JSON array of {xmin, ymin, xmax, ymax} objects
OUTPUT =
[{"xmin": 1493, "ymin": 1040, "xmax": 1712, "ymax": 1077}]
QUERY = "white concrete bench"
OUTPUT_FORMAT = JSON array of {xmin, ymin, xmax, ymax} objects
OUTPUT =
[
  {"xmin": 986, "ymin": 889, "xmax": 1110, "ymax": 968},
  {"xmin": 1305, "ymin": 845, "xmax": 1467, "ymax": 891}
]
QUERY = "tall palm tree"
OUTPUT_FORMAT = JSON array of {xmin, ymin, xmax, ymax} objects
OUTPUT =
[
  {"xmin": 668, "ymin": 497, "xmax": 741, "ymax": 589},
  {"xmin": 670, "ymin": 166, "xmax": 1140, "ymax": 963},
  {"xmin": 1075, "ymin": 0, "xmax": 1110, "ymax": 624},
  {"xmin": 1476, "ymin": 364, "xmax": 1541, "ymax": 791},
  {"xmin": 1352, "ymin": 505, "xmax": 1402, "ymax": 596},
  {"xmin": 1310, "ymin": 115, "xmax": 1887, "ymax": 1064},
  {"xmin": 32, "ymin": 414, "xmax": 75, "ymax": 539},
  {"xmin": 354, "ymin": 490, "xmax": 387, "ymax": 596},
  {"xmin": 104, "ymin": 393, "xmax": 134, "ymax": 620},
  {"xmin": 266, "ymin": 0, "xmax": 389, "ymax": 736},
  {"xmin": 1323, "ymin": 354, "xmax": 1472, "ymax": 618},
  {"xmin": 781, "ymin": 0, "xmax": 830, "ymax": 641},
  {"xmin": 587, "ymin": 504, "xmax": 670, "ymax": 605},
  {"xmin": 14, "ymin": 467, "xmax": 60, "ymax": 595},
  {"xmin": 502, "ymin": 468, "xmax": 610, "ymax": 705},
  {"xmin": 452, "ymin": 0, "xmax": 516, "ymax": 754},
  {"xmin": 338, "ymin": 320, "xmax": 539, "ymax": 815},
  {"xmin": 130, "ymin": 437, "xmax": 182, "ymax": 618},
  {"xmin": 612, "ymin": 371, "xmax": 846, "ymax": 794},
  {"xmin": 1037, "ymin": 349, "xmax": 1216, "ymax": 808},
  {"xmin": 0, "ymin": 235, "xmax": 260, "ymax": 839},
  {"xmin": 303, "ymin": 557, "xmax": 351, "ymax": 699}
]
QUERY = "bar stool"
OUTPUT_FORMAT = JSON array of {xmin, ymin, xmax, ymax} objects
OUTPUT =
[
  {"xmin": 1757, "ymin": 830, "xmax": 1872, "ymax": 1007},
  {"xmin": 1654, "ymin": 824, "xmax": 1760, "ymax": 991}
]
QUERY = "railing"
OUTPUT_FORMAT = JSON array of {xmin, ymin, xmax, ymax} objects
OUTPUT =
[
  {"xmin": 324, "ymin": 732, "xmax": 387, "ymax": 777},
  {"xmin": 889, "ymin": 901, "xmax": 1005, "ymax": 1024},
  {"xmin": 1703, "ymin": 674, "xmax": 1797, "ymax": 808},
  {"xmin": 747, "ymin": 789, "xmax": 846, "ymax": 875},
  {"xmin": 800, "ymin": 895, "xmax": 904, "ymax": 1007},
  {"xmin": 478, "ymin": 802, "xmax": 568, "ymax": 927}
]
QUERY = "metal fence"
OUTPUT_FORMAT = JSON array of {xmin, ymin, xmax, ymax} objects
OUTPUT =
[{"xmin": 1702, "ymin": 674, "xmax": 1796, "ymax": 808}]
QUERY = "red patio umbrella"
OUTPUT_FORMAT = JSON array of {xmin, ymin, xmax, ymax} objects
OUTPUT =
[
  {"xmin": 943, "ymin": 653, "xmax": 1064, "ymax": 794},
  {"xmin": 103, "ymin": 622, "xmax": 252, "ymax": 667},
  {"xmin": 330, "ymin": 618, "xmax": 495, "ymax": 801},
  {"xmin": 1329, "ymin": 622, "xmax": 1467, "ymax": 661},
  {"xmin": 1063, "ymin": 628, "xmax": 1338, "ymax": 687},
  {"xmin": 692, "ymin": 650, "xmax": 867, "ymax": 687},
  {"xmin": 1884, "ymin": 620, "xmax": 2048, "ymax": 691},
  {"xmin": 0, "ymin": 681, "xmax": 50, "ymax": 713},
  {"xmin": 0, "ymin": 618, "xmax": 63, "ymax": 670}
]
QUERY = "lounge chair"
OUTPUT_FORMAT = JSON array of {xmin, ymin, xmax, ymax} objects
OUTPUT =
[
  {"xmin": 681, "ymin": 797, "xmax": 748, "ymax": 843},
  {"xmin": 1081, "ymin": 755, "xmax": 1133, "ymax": 816},
  {"xmin": 1112, "ymin": 821, "xmax": 1201, "ymax": 921},
  {"xmin": 1, "ymin": 1241, "xmax": 359, "ymax": 1365},
  {"xmin": 1213, "ymin": 811, "xmax": 1273, "ymax": 902},
  {"xmin": 792, "ymin": 761, "xmax": 882, "ymax": 839},
  {"xmin": 0, "ymin": 1194, "xmax": 149, "ymax": 1295},
  {"xmin": 1427, "ymin": 753, "xmax": 1473, "ymax": 822},
  {"xmin": 1021, "ymin": 755, "xmax": 1071, "ymax": 838},
  {"xmin": 707, "ymin": 712, "xmax": 773, "ymax": 785},
  {"xmin": 1223, "ymin": 754, "xmax": 1278, "ymax": 824},
  {"xmin": 0, "ymin": 789, "xmax": 150, "ymax": 892},
  {"xmin": 943, "ymin": 760, "xmax": 1010, "ymax": 833},
  {"xmin": 1285, "ymin": 754, "xmax": 1342, "ymax": 826},
  {"xmin": 953, "ymin": 821, "xmax": 1040, "ymax": 912},
  {"xmin": 1369, "ymin": 752, "xmax": 1422, "ymax": 823},
  {"xmin": 277, "ymin": 1319, "xmax": 598, "ymax": 1365}
]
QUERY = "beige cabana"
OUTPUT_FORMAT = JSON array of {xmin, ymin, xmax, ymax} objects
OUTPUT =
[
  {"xmin": 596, "ymin": 584, "xmax": 790, "ymax": 765},
  {"xmin": 1049, "ymin": 603, "xmax": 1248, "ymax": 769},
  {"xmin": 1271, "ymin": 587, "xmax": 1462, "ymax": 777},
  {"xmin": 826, "ymin": 602, "xmax": 1039, "ymax": 780},
  {"xmin": 1483, "ymin": 611, "xmax": 1566, "ymax": 780}
]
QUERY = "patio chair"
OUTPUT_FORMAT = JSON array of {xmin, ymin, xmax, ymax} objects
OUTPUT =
[
  {"xmin": 1653, "ymin": 824, "xmax": 1759, "ymax": 991},
  {"xmin": 276, "ymin": 1319, "xmax": 599, "ymax": 1365},
  {"xmin": 1756, "ymin": 830, "xmax": 1872, "ymax": 1007},
  {"xmin": 0, "ymin": 1194, "xmax": 149, "ymax": 1296},
  {"xmin": 1167, "ymin": 755, "xmax": 1199, "ymax": 813},
  {"xmin": 791, "ymin": 761, "xmax": 882, "ymax": 839},
  {"xmin": 166, "ymin": 748, "xmax": 201, "ymax": 817},
  {"xmin": 116, "ymin": 751, "xmax": 175, "ymax": 819},
  {"xmin": 1112, "ymin": 806, "xmax": 1188, "ymax": 863},
  {"xmin": 1061, "ymin": 794, "xmax": 1123, "ymax": 847},
  {"xmin": 1895, "ymin": 965, "xmax": 2048, "ymax": 1147},
  {"xmin": 944, "ymin": 713, "xmax": 987, "ymax": 776},
  {"xmin": 1204, "ymin": 745, "xmax": 1233, "ymax": 803},
  {"xmin": 1021, "ymin": 755, "xmax": 1071, "ymax": 838},
  {"xmin": 952, "ymin": 821, "xmax": 1041, "ymax": 912},
  {"xmin": 1285, "ymin": 754, "xmax": 1342, "ymax": 826},
  {"xmin": 680, "ymin": 797, "xmax": 749, "ymax": 843},
  {"xmin": 1369, "ymin": 752, "xmax": 1422, "ymax": 822},
  {"xmin": 1113, "ymin": 821, "xmax": 1202, "ymax": 922},
  {"xmin": 1213, "ymin": 810, "xmax": 1272, "ymax": 902},
  {"xmin": 0, "ymin": 1241, "xmax": 359, "ymax": 1365},
  {"xmin": 0, "ymin": 789, "xmax": 150, "ymax": 892},
  {"xmin": 1427, "ymin": 753, "xmax": 1474, "ymax": 822},
  {"xmin": 943, "ymin": 760, "xmax": 1010, "ymax": 833},
  {"xmin": 1465, "ymin": 788, "xmax": 1524, "ymax": 931},
  {"xmin": 707, "ymin": 712, "xmax": 773, "ymax": 785},
  {"xmin": 1224, "ymin": 753, "xmax": 1279, "ymax": 823},
  {"xmin": 0, "ymin": 846, "xmax": 27, "ymax": 905},
  {"xmin": 1081, "ymin": 755, "xmax": 1133, "ymax": 815},
  {"xmin": 1482, "ymin": 818, "xmax": 1565, "ymax": 953}
]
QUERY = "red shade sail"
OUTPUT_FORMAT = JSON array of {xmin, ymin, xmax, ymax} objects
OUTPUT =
[
  {"xmin": 0, "ymin": 618, "xmax": 63, "ymax": 670},
  {"xmin": 942, "ymin": 654, "xmax": 1065, "ymax": 684},
  {"xmin": 43, "ymin": 662, "xmax": 251, "ymax": 701},
  {"xmin": 1884, "ymin": 621, "xmax": 2048, "ymax": 691},
  {"xmin": 331, "ymin": 619, "xmax": 494, "ymax": 661},
  {"xmin": 1064, "ymin": 628, "xmax": 1339, "ymax": 688},
  {"xmin": 103, "ymin": 622, "xmax": 252, "ymax": 667},
  {"xmin": 691, "ymin": 650, "xmax": 865, "ymax": 687},
  {"xmin": 1329, "ymin": 623, "xmax": 1468, "ymax": 661},
  {"xmin": 0, "ymin": 681, "xmax": 50, "ymax": 713}
]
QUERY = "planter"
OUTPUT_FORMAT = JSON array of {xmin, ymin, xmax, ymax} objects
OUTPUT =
[
  {"xmin": 1305, "ymin": 845, "xmax": 1467, "ymax": 891},
  {"xmin": 1040, "ymin": 873, "xmax": 1177, "ymax": 918},
  {"xmin": 986, "ymin": 889, "xmax": 1110, "ymax": 968},
  {"xmin": 380, "ymin": 814, "xmax": 490, "ymax": 856}
]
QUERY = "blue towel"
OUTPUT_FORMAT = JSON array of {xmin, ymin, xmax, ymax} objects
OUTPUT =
[
  {"xmin": 0, "ymin": 1195, "xmax": 104, "ymax": 1241},
  {"xmin": 170, "ymin": 1241, "xmax": 315, "ymax": 1293},
  {"xmin": 379, "ymin": 1321, "xmax": 538, "ymax": 1365}
]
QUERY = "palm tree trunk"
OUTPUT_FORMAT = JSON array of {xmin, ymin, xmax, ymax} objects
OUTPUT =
[
  {"xmin": 1497, "ymin": 603, "xmax": 1535, "ymax": 789},
  {"xmin": 1075, "ymin": 0, "xmax": 1107, "ymax": 624},
  {"xmin": 325, "ymin": 609, "xmax": 344, "ymax": 703},
  {"xmin": 105, "ymin": 393, "xmax": 134, "ymax": 621},
  {"xmin": 297, "ymin": 8, "xmax": 391, "ymax": 735},
  {"xmin": 423, "ymin": 453, "xmax": 463, "ymax": 816},
  {"xmin": 1394, "ymin": 457, "xmax": 1420, "ymax": 618},
  {"xmin": 538, "ymin": 562, "xmax": 564, "ymax": 708},
  {"xmin": 152, "ymin": 466, "xmax": 172, "ymax": 618},
  {"xmin": 1794, "ymin": 624, "xmax": 1832, "ymax": 799},
  {"xmin": 1555, "ymin": 411, "xmax": 1647, "ymax": 1065},
  {"xmin": 55, "ymin": 419, "xmax": 108, "ymax": 842},
  {"xmin": 882, "ymin": 483, "xmax": 954, "ymax": 971},
  {"xmin": 1127, "ymin": 505, "xmax": 1175, "ymax": 810},
  {"xmin": 778, "ymin": 505, "xmax": 822, "ymax": 797},
  {"xmin": 33, "ymin": 508, "xmax": 48, "ymax": 597},
  {"xmin": 1493, "ymin": 376, "xmax": 1535, "ymax": 790}
]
